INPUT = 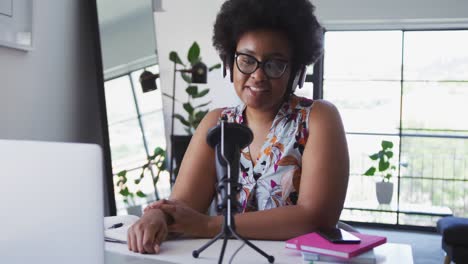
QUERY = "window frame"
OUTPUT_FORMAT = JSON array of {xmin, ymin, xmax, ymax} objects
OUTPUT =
[
  {"xmin": 104, "ymin": 65, "xmax": 168, "ymax": 214},
  {"xmin": 310, "ymin": 28, "xmax": 468, "ymax": 231}
]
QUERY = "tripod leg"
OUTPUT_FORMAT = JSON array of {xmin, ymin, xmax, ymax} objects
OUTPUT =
[
  {"xmin": 218, "ymin": 235, "xmax": 229, "ymax": 264},
  {"xmin": 192, "ymin": 231, "xmax": 224, "ymax": 258},
  {"xmin": 229, "ymin": 227, "xmax": 275, "ymax": 263}
]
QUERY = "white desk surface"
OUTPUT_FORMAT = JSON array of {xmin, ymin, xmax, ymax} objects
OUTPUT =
[{"xmin": 105, "ymin": 239, "xmax": 413, "ymax": 264}]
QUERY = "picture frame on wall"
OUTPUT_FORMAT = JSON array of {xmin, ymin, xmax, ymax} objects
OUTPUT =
[{"xmin": 0, "ymin": 0, "xmax": 33, "ymax": 51}]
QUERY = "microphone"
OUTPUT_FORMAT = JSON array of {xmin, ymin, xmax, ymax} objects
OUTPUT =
[
  {"xmin": 206, "ymin": 120, "xmax": 253, "ymax": 212},
  {"xmin": 194, "ymin": 118, "xmax": 275, "ymax": 264}
]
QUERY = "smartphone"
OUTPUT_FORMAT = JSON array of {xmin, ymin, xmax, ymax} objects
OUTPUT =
[{"xmin": 318, "ymin": 228, "xmax": 361, "ymax": 244}]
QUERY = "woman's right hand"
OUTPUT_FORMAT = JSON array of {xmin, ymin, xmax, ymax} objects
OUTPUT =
[{"xmin": 127, "ymin": 208, "xmax": 168, "ymax": 254}]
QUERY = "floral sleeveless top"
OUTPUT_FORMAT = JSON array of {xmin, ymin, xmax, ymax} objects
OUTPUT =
[{"xmin": 219, "ymin": 95, "xmax": 314, "ymax": 213}]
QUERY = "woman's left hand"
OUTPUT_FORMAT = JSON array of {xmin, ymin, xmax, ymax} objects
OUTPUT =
[{"xmin": 152, "ymin": 199, "xmax": 214, "ymax": 237}]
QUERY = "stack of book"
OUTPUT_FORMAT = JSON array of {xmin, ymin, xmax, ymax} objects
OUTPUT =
[{"xmin": 285, "ymin": 232, "xmax": 386, "ymax": 264}]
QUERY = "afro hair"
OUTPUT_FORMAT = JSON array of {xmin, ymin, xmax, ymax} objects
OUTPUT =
[{"xmin": 213, "ymin": 0, "xmax": 324, "ymax": 69}]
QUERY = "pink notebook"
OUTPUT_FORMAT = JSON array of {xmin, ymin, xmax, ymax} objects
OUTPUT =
[{"xmin": 285, "ymin": 232, "xmax": 386, "ymax": 259}]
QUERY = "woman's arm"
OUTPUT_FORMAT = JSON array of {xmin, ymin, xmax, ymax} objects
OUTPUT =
[
  {"xmin": 295, "ymin": 99, "xmax": 349, "ymax": 229},
  {"xmin": 127, "ymin": 108, "xmax": 223, "ymax": 254},
  {"xmin": 168, "ymin": 108, "xmax": 224, "ymax": 212},
  {"xmin": 160, "ymin": 100, "xmax": 349, "ymax": 240}
]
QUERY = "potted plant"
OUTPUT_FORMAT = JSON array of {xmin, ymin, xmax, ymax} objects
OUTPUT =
[
  {"xmin": 363, "ymin": 140, "xmax": 397, "ymax": 204},
  {"xmin": 114, "ymin": 170, "xmax": 144, "ymax": 215},
  {"xmin": 168, "ymin": 42, "xmax": 221, "ymax": 174},
  {"xmin": 115, "ymin": 147, "xmax": 167, "ymax": 215}
]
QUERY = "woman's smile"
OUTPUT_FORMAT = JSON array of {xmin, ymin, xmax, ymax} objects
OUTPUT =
[{"xmin": 246, "ymin": 85, "xmax": 270, "ymax": 93}]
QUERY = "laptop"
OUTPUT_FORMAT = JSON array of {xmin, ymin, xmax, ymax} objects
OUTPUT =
[{"xmin": 0, "ymin": 140, "xmax": 105, "ymax": 264}]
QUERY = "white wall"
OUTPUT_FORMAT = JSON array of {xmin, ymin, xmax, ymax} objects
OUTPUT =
[
  {"xmin": 154, "ymin": 0, "xmax": 238, "ymax": 140},
  {"xmin": 0, "ymin": 1, "xmax": 102, "ymax": 144},
  {"xmin": 154, "ymin": 0, "xmax": 468, "ymax": 140},
  {"xmin": 0, "ymin": 1, "xmax": 109, "ymax": 213}
]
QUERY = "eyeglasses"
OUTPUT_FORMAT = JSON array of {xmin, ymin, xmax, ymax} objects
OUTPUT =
[{"xmin": 234, "ymin": 52, "xmax": 289, "ymax": 79}]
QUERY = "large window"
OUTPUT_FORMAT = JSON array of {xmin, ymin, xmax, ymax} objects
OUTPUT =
[
  {"xmin": 104, "ymin": 65, "xmax": 169, "ymax": 214},
  {"xmin": 321, "ymin": 30, "xmax": 468, "ymax": 228}
]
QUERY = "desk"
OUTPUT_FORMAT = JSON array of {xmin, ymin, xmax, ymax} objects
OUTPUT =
[{"xmin": 105, "ymin": 239, "xmax": 413, "ymax": 264}]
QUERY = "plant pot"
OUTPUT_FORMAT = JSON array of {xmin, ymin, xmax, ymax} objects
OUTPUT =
[
  {"xmin": 171, "ymin": 135, "xmax": 192, "ymax": 179},
  {"xmin": 126, "ymin": 205, "xmax": 142, "ymax": 217},
  {"xmin": 376, "ymin": 181, "xmax": 393, "ymax": 204},
  {"xmin": 171, "ymin": 135, "xmax": 192, "ymax": 166}
]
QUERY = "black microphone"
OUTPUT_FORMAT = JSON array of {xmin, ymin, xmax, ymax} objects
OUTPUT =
[
  {"xmin": 194, "ymin": 119, "xmax": 275, "ymax": 264},
  {"xmin": 206, "ymin": 120, "xmax": 253, "ymax": 212}
]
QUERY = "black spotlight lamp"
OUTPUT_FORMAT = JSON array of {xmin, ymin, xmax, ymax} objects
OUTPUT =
[
  {"xmin": 190, "ymin": 61, "xmax": 208, "ymax": 84},
  {"xmin": 139, "ymin": 70, "xmax": 160, "ymax": 93}
]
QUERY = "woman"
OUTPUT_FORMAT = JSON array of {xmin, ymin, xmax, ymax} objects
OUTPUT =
[{"xmin": 128, "ymin": 0, "xmax": 349, "ymax": 254}]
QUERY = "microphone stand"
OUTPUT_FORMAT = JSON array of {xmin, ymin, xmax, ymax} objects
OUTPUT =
[{"xmin": 192, "ymin": 121, "xmax": 275, "ymax": 264}]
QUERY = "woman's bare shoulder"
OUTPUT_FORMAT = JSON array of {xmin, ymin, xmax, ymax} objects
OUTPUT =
[
  {"xmin": 199, "ymin": 108, "xmax": 225, "ymax": 128},
  {"xmin": 311, "ymin": 99, "xmax": 339, "ymax": 112},
  {"xmin": 309, "ymin": 99, "xmax": 342, "ymax": 124}
]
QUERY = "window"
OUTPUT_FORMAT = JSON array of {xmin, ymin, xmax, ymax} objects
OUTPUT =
[
  {"xmin": 321, "ymin": 30, "xmax": 468, "ymax": 228},
  {"xmin": 104, "ymin": 65, "xmax": 169, "ymax": 214}
]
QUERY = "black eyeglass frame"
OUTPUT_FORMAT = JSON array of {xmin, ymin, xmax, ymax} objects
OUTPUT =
[{"xmin": 234, "ymin": 52, "xmax": 290, "ymax": 79}]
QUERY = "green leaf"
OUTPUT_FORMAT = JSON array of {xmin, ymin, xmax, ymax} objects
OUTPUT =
[
  {"xmin": 369, "ymin": 153, "xmax": 379, "ymax": 160},
  {"xmin": 379, "ymin": 160, "xmax": 390, "ymax": 171},
  {"xmin": 193, "ymin": 121, "xmax": 202, "ymax": 130},
  {"xmin": 181, "ymin": 72, "xmax": 192, "ymax": 83},
  {"xmin": 136, "ymin": 190, "xmax": 146, "ymax": 198},
  {"xmin": 209, "ymin": 63, "xmax": 222, "ymax": 71},
  {"xmin": 169, "ymin": 51, "xmax": 184, "ymax": 66},
  {"xmin": 183, "ymin": 103, "xmax": 194, "ymax": 114},
  {"xmin": 186, "ymin": 86, "xmax": 198, "ymax": 96},
  {"xmin": 188, "ymin": 111, "xmax": 195, "ymax": 124},
  {"xmin": 364, "ymin": 167, "xmax": 376, "ymax": 176},
  {"xmin": 134, "ymin": 179, "xmax": 141, "ymax": 184},
  {"xmin": 195, "ymin": 110, "xmax": 208, "ymax": 121},
  {"xmin": 194, "ymin": 101, "xmax": 211, "ymax": 109},
  {"xmin": 193, "ymin": 88, "xmax": 209, "ymax": 98},
  {"xmin": 184, "ymin": 127, "xmax": 192, "ymax": 134},
  {"xmin": 119, "ymin": 187, "xmax": 130, "ymax": 196},
  {"xmin": 174, "ymin": 114, "xmax": 190, "ymax": 127},
  {"xmin": 384, "ymin": 151, "xmax": 393, "ymax": 159},
  {"xmin": 117, "ymin": 170, "xmax": 127, "ymax": 177},
  {"xmin": 154, "ymin": 147, "xmax": 165, "ymax": 156},
  {"xmin": 192, "ymin": 110, "xmax": 209, "ymax": 130},
  {"xmin": 187, "ymin": 42, "xmax": 200, "ymax": 65},
  {"xmin": 381, "ymin": 140, "xmax": 393, "ymax": 150}
]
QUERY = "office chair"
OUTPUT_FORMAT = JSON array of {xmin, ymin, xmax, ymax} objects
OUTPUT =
[{"xmin": 437, "ymin": 216, "xmax": 468, "ymax": 264}]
